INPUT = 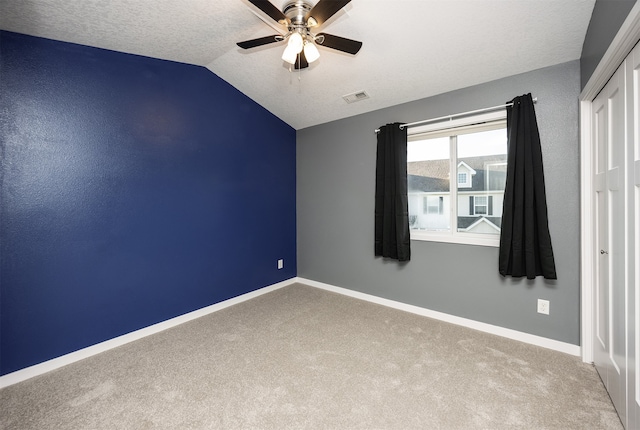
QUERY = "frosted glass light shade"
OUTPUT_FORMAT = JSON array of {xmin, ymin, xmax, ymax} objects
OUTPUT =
[
  {"xmin": 304, "ymin": 42, "xmax": 320, "ymax": 63},
  {"xmin": 287, "ymin": 32, "xmax": 303, "ymax": 53},
  {"xmin": 282, "ymin": 45, "xmax": 298, "ymax": 64}
]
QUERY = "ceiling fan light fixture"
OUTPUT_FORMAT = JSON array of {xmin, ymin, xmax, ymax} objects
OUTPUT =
[
  {"xmin": 237, "ymin": 0, "xmax": 362, "ymax": 71},
  {"xmin": 287, "ymin": 31, "xmax": 304, "ymax": 53},
  {"xmin": 282, "ymin": 45, "xmax": 299, "ymax": 64},
  {"xmin": 303, "ymin": 41, "xmax": 320, "ymax": 63}
]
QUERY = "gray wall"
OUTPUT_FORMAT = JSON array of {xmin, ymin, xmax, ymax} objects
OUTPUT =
[
  {"xmin": 580, "ymin": 0, "xmax": 637, "ymax": 89},
  {"xmin": 297, "ymin": 60, "xmax": 581, "ymax": 345}
]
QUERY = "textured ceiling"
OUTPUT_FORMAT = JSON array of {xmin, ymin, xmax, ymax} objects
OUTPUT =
[{"xmin": 0, "ymin": 0, "xmax": 596, "ymax": 130}]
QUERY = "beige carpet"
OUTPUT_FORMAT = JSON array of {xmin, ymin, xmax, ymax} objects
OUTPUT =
[{"xmin": 0, "ymin": 283, "xmax": 623, "ymax": 429}]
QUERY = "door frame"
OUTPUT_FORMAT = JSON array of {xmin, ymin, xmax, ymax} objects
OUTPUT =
[{"xmin": 581, "ymin": 2, "xmax": 640, "ymax": 364}]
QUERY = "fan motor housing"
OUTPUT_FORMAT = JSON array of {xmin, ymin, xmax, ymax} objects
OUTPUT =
[{"xmin": 283, "ymin": 0, "xmax": 313, "ymax": 26}]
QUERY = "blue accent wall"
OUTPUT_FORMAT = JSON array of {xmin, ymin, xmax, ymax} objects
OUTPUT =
[{"xmin": 0, "ymin": 31, "xmax": 297, "ymax": 375}]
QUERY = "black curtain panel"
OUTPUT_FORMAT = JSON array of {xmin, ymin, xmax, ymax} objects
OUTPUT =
[
  {"xmin": 375, "ymin": 123, "xmax": 411, "ymax": 262},
  {"xmin": 499, "ymin": 94, "xmax": 557, "ymax": 279}
]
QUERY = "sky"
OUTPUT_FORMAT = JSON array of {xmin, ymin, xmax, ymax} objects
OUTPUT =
[{"xmin": 407, "ymin": 128, "xmax": 507, "ymax": 162}]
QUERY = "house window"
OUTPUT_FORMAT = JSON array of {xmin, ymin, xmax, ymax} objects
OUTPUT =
[
  {"xmin": 458, "ymin": 172, "xmax": 467, "ymax": 185},
  {"xmin": 407, "ymin": 111, "xmax": 507, "ymax": 247},
  {"xmin": 485, "ymin": 162, "xmax": 507, "ymax": 190},
  {"xmin": 423, "ymin": 196, "xmax": 444, "ymax": 214},
  {"xmin": 471, "ymin": 195, "xmax": 493, "ymax": 215}
]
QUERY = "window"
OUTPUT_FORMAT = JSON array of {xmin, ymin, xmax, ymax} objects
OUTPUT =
[
  {"xmin": 407, "ymin": 111, "xmax": 507, "ymax": 247},
  {"xmin": 471, "ymin": 195, "xmax": 493, "ymax": 215},
  {"xmin": 457, "ymin": 172, "xmax": 467, "ymax": 185},
  {"xmin": 424, "ymin": 196, "xmax": 444, "ymax": 214}
]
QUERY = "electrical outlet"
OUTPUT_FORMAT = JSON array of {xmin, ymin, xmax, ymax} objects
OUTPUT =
[
  {"xmin": 537, "ymin": 299, "xmax": 550, "ymax": 315},
  {"xmin": 277, "ymin": 259, "xmax": 284, "ymax": 270}
]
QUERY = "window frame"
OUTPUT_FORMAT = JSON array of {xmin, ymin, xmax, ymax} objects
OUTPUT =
[{"xmin": 407, "ymin": 110, "xmax": 507, "ymax": 247}]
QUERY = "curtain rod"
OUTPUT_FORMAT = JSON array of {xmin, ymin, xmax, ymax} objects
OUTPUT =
[{"xmin": 374, "ymin": 97, "xmax": 537, "ymax": 134}]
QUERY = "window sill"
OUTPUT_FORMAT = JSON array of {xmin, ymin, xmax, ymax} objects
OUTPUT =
[{"xmin": 410, "ymin": 230, "xmax": 500, "ymax": 248}]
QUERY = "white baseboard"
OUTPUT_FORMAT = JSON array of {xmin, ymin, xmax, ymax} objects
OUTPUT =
[
  {"xmin": 1, "ymin": 276, "xmax": 581, "ymax": 388},
  {"xmin": 0, "ymin": 278, "xmax": 297, "ymax": 389},
  {"xmin": 295, "ymin": 277, "xmax": 581, "ymax": 357}
]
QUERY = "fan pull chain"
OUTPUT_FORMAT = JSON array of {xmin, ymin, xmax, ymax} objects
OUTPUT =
[{"xmin": 286, "ymin": 54, "xmax": 304, "ymax": 89}]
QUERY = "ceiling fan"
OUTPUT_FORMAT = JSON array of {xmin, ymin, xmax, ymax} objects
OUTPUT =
[{"xmin": 237, "ymin": 0, "xmax": 362, "ymax": 69}]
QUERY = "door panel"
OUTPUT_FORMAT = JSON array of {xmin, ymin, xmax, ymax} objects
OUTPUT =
[
  {"xmin": 609, "ymin": 83, "xmax": 625, "ymax": 387},
  {"xmin": 628, "ymin": 40, "xmax": 640, "ymax": 430},
  {"xmin": 594, "ymin": 95, "xmax": 608, "ymax": 359},
  {"xmin": 594, "ymin": 63, "xmax": 627, "ymax": 427}
]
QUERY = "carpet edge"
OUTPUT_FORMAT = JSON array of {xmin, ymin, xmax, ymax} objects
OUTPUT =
[{"xmin": 297, "ymin": 277, "xmax": 582, "ymax": 358}]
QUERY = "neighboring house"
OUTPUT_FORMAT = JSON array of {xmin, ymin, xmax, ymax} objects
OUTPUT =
[{"xmin": 408, "ymin": 155, "xmax": 506, "ymax": 233}]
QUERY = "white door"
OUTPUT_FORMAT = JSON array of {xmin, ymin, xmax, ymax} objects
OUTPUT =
[
  {"xmin": 593, "ymin": 62, "xmax": 627, "ymax": 427},
  {"xmin": 626, "ymin": 40, "xmax": 640, "ymax": 430}
]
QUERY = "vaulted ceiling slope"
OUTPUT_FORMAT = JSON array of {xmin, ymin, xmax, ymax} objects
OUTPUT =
[{"xmin": 0, "ymin": 0, "xmax": 595, "ymax": 130}]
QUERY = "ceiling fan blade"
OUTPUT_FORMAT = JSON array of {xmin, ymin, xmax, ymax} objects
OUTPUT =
[
  {"xmin": 316, "ymin": 33, "xmax": 362, "ymax": 55},
  {"xmin": 247, "ymin": 0, "xmax": 289, "ymax": 25},
  {"xmin": 294, "ymin": 51, "xmax": 309, "ymax": 70},
  {"xmin": 237, "ymin": 35, "xmax": 282, "ymax": 49},
  {"xmin": 306, "ymin": 0, "xmax": 351, "ymax": 27}
]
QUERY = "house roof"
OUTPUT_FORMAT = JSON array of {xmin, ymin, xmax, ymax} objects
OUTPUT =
[
  {"xmin": 408, "ymin": 174, "xmax": 449, "ymax": 193},
  {"xmin": 457, "ymin": 216, "xmax": 502, "ymax": 230},
  {"xmin": 408, "ymin": 155, "xmax": 507, "ymax": 193}
]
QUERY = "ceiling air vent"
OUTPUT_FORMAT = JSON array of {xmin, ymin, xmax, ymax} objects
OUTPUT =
[{"xmin": 342, "ymin": 90, "xmax": 370, "ymax": 104}]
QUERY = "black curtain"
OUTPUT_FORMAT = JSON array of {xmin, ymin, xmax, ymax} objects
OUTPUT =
[
  {"xmin": 375, "ymin": 123, "xmax": 410, "ymax": 262},
  {"xmin": 499, "ymin": 94, "xmax": 557, "ymax": 279}
]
